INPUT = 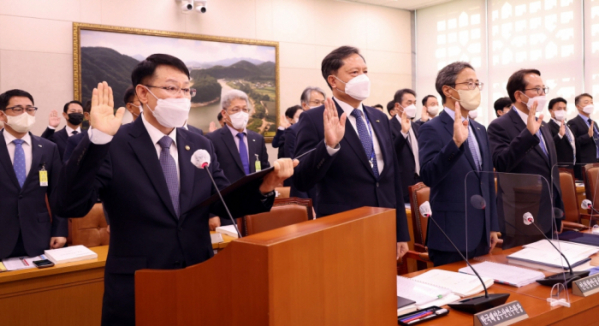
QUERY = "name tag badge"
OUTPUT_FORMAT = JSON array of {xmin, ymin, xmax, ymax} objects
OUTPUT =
[
  {"xmin": 255, "ymin": 154, "xmax": 261, "ymax": 172},
  {"xmin": 39, "ymin": 166, "xmax": 48, "ymax": 187}
]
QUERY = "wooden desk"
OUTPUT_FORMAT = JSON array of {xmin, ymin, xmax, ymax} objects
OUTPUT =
[
  {"xmin": 0, "ymin": 246, "xmax": 108, "ymax": 326},
  {"xmin": 404, "ymin": 246, "xmax": 599, "ymax": 325}
]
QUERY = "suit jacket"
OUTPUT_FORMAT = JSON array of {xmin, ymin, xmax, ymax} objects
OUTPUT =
[
  {"xmin": 0, "ymin": 131, "xmax": 67, "ymax": 259},
  {"xmin": 418, "ymin": 111, "xmax": 499, "ymax": 253},
  {"xmin": 272, "ymin": 128, "xmax": 286, "ymax": 159},
  {"xmin": 284, "ymin": 124, "xmax": 298, "ymax": 159},
  {"xmin": 488, "ymin": 108, "xmax": 563, "ymax": 249},
  {"xmin": 390, "ymin": 118, "xmax": 422, "ymax": 202},
  {"xmin": 548, "ymin": 119, "xmax": 575, "ymax": 166},
  {"xmin": 292, "ymin": 100, "xmax": 410, "ymax": 242},
  {"xmin": 568, "ymin": 115, "xmax": 597, "ymax": 165},
  {"xmin": 50, "ymin": 118, "xmax": 274, "ymax": 325},
  {"xmin": 63, "ymin": 130, "xmax": 87, "ymax": 163},
  {"xmin": 186, "ymin": 124, "xmax": 204, "ymax": 136},
  {"xmin": 41, "ymin": 127, "xmax": 69, "ymax": 160}
]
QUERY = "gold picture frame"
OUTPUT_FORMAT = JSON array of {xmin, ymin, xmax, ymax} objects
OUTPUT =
[{"xmin": 73, "ymin": 22, "xmax": 280, "ymax": 139}]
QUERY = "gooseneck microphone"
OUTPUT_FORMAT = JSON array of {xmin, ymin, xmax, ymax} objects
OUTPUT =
[
  {"xmin": 191, "ymin": 150, "xmax": 242, "ymax": 238},
  {"xmin": 581, "ymin": 199, "xmax": 599, "ymax": 216},
  {"xmin": 419, "ymin": 201, "xmax": 509, "ymax": 313},
  {"xmin": 471, "ymin": 195, "xmax": 589, "ymax": 287}
]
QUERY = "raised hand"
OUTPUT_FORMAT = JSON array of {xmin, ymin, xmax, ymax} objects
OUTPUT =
[
  {"xmin": 90, "ymin": 82, "xmax": 125, "ymax": 136},
  {"xmin": 526, "ymin": 101, "xmax": 543, "ymax": 135},
  {"xmin": 400, "ymin": 111, "xmax": 411, "ymax": 134},
  {"xmin": 420, "ymin": 106, "xmax": 430, "ymax": 122},
  {"xmin": 48, "ymin": 110, "xmax": 61, "ymax": 128},
  {"xmin": 453, "ymin": 102, "xmax": 469, "ymax": 147},
  {"xmin": 208, "ymin": 121, "xmax": 217, "ymax": 133},
  {"xmin": 589, "ymin": 121, "xmax": 595, "ymax": 138},
  {"xmin": 559, "ymin": 122, "xmax": 566, "ymax": 137},
  {"xmin": 279, "ymin": 113, "xmax": 291, "ymax": 129},
  {"xmin": 323, "ymin": 98, "xmax": 346, "ymax": 148}
]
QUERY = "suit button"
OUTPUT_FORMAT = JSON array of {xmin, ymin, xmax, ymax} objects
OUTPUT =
[{"xmin": 376, "ymin": 182, "xmax": 380, "ymax": 188}]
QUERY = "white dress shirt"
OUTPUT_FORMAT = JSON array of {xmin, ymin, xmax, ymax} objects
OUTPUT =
[
  {"xmin": 3, "ymin": 130, "xmax": 32, "ymax": 176},
  {"xmin": 89, "ymin": 113, "xmax": 180, "ymax": 183},
  {"xmin": 226, "ymin": 124, "xmax": 250, "ymax": 162},
  {"xmin": 327, "ymin": 97, "xmax": 384, "ymax": 173},
  {"xmin": 396, "ymin": 115, "xmax": 420, "ymax": 175},
  {"xmin": 65, "ymin": 125, "xmax": 82, "ymax": 137}
]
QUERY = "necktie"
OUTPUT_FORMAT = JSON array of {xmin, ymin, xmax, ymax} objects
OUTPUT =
[
  {"xmin": 536, "ymin": 129, "xmax": 548, "ymax": 157},
  {"xmin": 72, "ymin": 131, "xmax": 79, "ymax": 135},
  {"xmin": 351, "ymin": 109, "xmax": 379, "ymax": 178},
  {"xmin": 237, "ymin": 133, "xmax": 250, "ymax": 175},
  {"xmin": 157, "ymin": 136, "xmax": 180, "ymax": 217},
  {"xmin": 467, "ymin": 126, "xmax": 481, "ymax": 171},
  {"xmin": 589, "ymin": 119, "xmax": 599, "ymax": 158},
  {"xmin": 12, "ymin": 139, "xmax": 26, "ymax": 187}
]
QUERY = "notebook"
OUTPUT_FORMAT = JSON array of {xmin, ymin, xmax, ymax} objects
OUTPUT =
[
  {"xmin": 215, "ymin": 225, "xmax": 239, "ymax": 238},
  {"xmin": 397, "ymin": 276, "xmax": 451, "ymax": 306},
  {"xmin": 507, "ymin": 239, "xmax": 597, "ymax": 273},
  {"xmin": 2, "ymin": 256, "xmax": 44, "ymax": 271},
  {"xmin": 412, "ymin": 269, "xmax": 494, "ymax": 297},
  {"xmin": 459, "ymin": 261, "xmax": 545, "ymax": 287},
  {"xmin": 44, "ymin": 245, "xmax": 97, "ymax": 264}
]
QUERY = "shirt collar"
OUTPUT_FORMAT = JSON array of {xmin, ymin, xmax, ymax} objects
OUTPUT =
[
  {"xmin": 141, "ymin": 112, "xmax": 177, "ymax": 147},
  {"xmin": 444, "ymin": 106, "xmax": 470, "ymax": 123},
  {"xmin": 333, "ymin": 97, "xmax": 364, "ymax": 116},
  {"xmin": 514, "ymin": 105, "xmax": 529, "ymax": 124},
  {"xmin": 578, "ymin": 113, "xmax": 591, "ymax": 123},
  {"xmin": 551, "ymin": 118, "xmax": 563, "ymax": 126},
  {"xmin": 226, "ymin": 124, "xmax": 247, "ymax": 138},
  {"xmin": 394, "ymin": 112, "xmax": 412, "ymax": 126},
  {"xmin": 65, "ymin": 125, "xmax": 81, "ymax": 136},
  {"xmin": 3, "ymin": 129, "xmax": 31, "ymax": 147}
]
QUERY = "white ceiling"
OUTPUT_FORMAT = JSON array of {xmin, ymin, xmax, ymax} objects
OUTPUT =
[{"xmin": 343, "ymin": 0, "xmax": 455, "ymax": 11}]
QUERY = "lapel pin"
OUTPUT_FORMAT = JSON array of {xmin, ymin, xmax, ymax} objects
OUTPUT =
[
  {"xmin": 38, "ymin": 144, "xmax": 42, "ymax": 147},
  {"xmin": 252, "ymin": 139, "xmax": 256, "ymax": 142},
  {"xmin": 376, "ymin": 120, "xmax": 380, "ymax": 123},
  {"xmin": 185, "ymin": 145, "xmax": 190, "ymax": 151}
]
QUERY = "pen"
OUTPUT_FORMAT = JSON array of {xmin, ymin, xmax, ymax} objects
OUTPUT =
[
  {"xmin": 403, "ymin": 311, "xmax": 433, "ymax": 323},
  {"xmin": 494, "ymin": 279, "xmax": 519, "ymax": 287},
  {"xmin": 407, "ymin": 313, "xmax": 437, "ymax": 324},
  {"xmin": 21, "ymin": 257, "xmax": 29, "ymax": 266},
  {"xmin": 400, "ymin": 309, "xmax": 432, "ymax": 322}
]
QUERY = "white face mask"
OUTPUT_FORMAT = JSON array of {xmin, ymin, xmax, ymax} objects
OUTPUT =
[
  {"xmin": 229, "ymin": 111, "xmax": 249, "ymax": 130},
  {"xmin": 468, "ymin": 110, "xmax": 478, "ymax": 120},
  {"xmin": 401, "ymin": 104, "xmax": 417, "ymax": 119},
  {"xmin": 523, "ymin": 94, "xmax": 547, "ymax": 113},
  {"xmin": 427, "ymin": 105, "xmax": 440, "ymax": 116},
  {"xmin": 554, "ymin": 110, "xmax": 566, "ymax": 121},
  {"xmin": 5, "ymin": 112, "xmax": 35, "ymax": 133},
  {"xmin": 335, "ymin": 74, "xmax": 371, "ymax": 101},
  {"xmin": 583, "ymin": 104, "xmax": 594, "ymax": 115},
  {"xmin": 145, "ymin": 88, "xmax": 190, "ymax": 128},
  {"xmin": 452, "ymin": 88, "xmax": 481, "ymax": 111}
]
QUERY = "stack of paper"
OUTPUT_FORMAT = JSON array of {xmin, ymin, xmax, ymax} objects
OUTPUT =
[
  {"xmin": 507, "ymin": 239, "xmax": 599, "ymax": 273},
  {"xmin": 459, "ymin": 261, "xmax": 545, "ymax": 287},
  {"xmin": 210, "ymin": 232, "xmax": 224, "ymax": 244},
  {"xmin": 44, "ymin": 245, "xmax": 97, "ymax": 264},
  {"xmin": 412, "ymin": 269, "xmax": 494, "ymax": 297},
  {"xmin": 215, "ymin": 225, "xmax": 239, "ymax": 238},
  {"xmin": 396, "ymin": 275, "xmax": 461, "ymax": 313},
  {"xmin": 2, "ymin": 256, "xmax": 44, "ymax": 271}
]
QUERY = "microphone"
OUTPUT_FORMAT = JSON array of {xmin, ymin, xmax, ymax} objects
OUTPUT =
[
  {"xmin": 471, "ymin": 195, "xmax": 588, "ymax": 287},
  {"xmin": 419, "ymin": 201, "xmax": 509, "ymax": 314},
  {"xmin": 581, "ymin": 199, "xmax": 599, "ymax": 216},
  {"xmin": 191, "ymin": 149, "xmax": 242, "ymax": 238},
  {"xmin": 470, "ymin": 194, "xmax": 486, "ymax": 210}
]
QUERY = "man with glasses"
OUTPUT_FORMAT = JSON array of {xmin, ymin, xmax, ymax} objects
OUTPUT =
[
  {"xmin": 418, "ymin": 62, "xmax": 499, "ymax": 266},
  {"xmin": 51, "ymin": 54, "xmax": 296, "ymax": 326},
  {"xmin": 568, "ymin": 93, "xmax": 598, "ymax": 171},
  {"xmin": 205, "ymin": 89, "xmax": 270, "ymax": 227},
  {"xmin": 0, "ymin": 89, "xmax": 67, "ymax": 260},
  {"xmin": 41, "ymin": 100, "xmax": 86, "ymax": 160},
  {"xmin": 488, "ymin": 69, "xmax": 563, "ymax": 246}
]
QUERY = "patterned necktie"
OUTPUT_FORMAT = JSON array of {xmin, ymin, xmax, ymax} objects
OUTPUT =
[
  {"xmin": 12, "ymin": 139, "xmax": 26, "ymax": 187},
  {"xmin": 72, "ymin": 130, "xmax": 78, "ymax": 135},
  {"xmin": 157, "ymin": 136, "xmax": 180, "ymax": 217},
  {"xmin": 536, "ymin": 129, "xmax": 548, "ymax": 157},
  {"xmin": 351, "ymin": 109, "xmax": 379, "ymax": 178},
  {"xmin": 589, "ymin": 119, "xmax": 599, "ymax": 158},
  {"xmin": 237, "ymin": 133, "xmax": 250, "ymax": 175},
  {"xmin": 467, "ymin": 126, "xmax": 481, "ymax": 171}
]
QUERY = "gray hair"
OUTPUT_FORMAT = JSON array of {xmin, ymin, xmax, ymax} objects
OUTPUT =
[
  {"xmin": 435, "ymin": 61, "xmax": 474, "ymax": 104},
  {"xmin": 300, "ymin": 87, "xmax": 326, "ymax": 104},
  {"xmin": 221, "ymin": 89, "xmax": 251, "ymax": 111}
]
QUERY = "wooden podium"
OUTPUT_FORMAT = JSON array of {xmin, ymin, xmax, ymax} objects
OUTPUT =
[{"xmin": 135, "ymin": 207, "xmax": 397, "ymax": 326}]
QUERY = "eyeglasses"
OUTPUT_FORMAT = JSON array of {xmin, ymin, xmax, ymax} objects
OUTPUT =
[
  {"xmin": 454, "ymin": 81, "xmax": 484, "ymax": 91},
  {"xmin": 228, "ymin": 106, "xmax": 250, "ymax": 114},
  {"xmin": 5, "ymin": 106, "xmax": 38, "ymax": 114},
  {"xmin": 524, "ymin": 87, "xmax": 549, "ymax": 96},
  {"xmin": 145, "ymin": 85, "xmax": 196, "ymax": 98},
  {"xmin": 309, "ymin": 99, "xmax": 325, "ymax": 106}
]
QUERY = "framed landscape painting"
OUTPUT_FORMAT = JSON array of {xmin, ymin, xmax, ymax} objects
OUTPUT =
[{"xmin": 73, "ymin": 23, "xmax": 279, "ymax": 138}]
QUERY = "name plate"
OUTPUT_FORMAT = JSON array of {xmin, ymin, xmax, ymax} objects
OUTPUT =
[
  {"xmin": 474, "ymin": 301, "xmax": 528, "ymax": 326},
  {"xmin": 573, "ymin": 274, "xmax": 599, "ymax": 297}
]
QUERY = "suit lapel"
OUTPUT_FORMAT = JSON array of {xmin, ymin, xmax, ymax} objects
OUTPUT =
[
  {"xmin": 539, "ymin": 123, "xmax": 553, "ymax": 167},
  {"xmin": 333, "ymin": 101, "xmax": 375, "ymax": 177},
  {"xmin": 364, "ymin": 106, "xmax": 390, "ymax": 170},
  {"xmin": 177, "ymin": 129, "xmax": 195, "ymax": 222},
  {"xmin": 0, "ymin": 132, "xmax": 20, "ymax": 188},
  {"xmin": 23, "ymin": 135, "xmax": 44, "ymax": 192},
  {"xmin": 222, "ymin": 128, "xmax": 245, "ymax": 174},
  {"xmin": 469, "ymin": 121, "xmax": 486, "ymax": 170},
  {"xmin": 128, "ymin": 119, "xmax": 178, "ymax": 220},
  {"xmin": 57, "ymin": 128, "xmax": 68, "ymax": 142}
]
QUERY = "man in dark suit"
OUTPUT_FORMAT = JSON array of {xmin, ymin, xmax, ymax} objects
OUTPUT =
[
  {"xmin": 293, "ymin": 46, "xmax": 410, "ymax": 259},
  {"xmin": 493, "ymin": 97, "xmax": 512, "ymax": 118},
  {"xmin": 390, "ymin": 88, "xmax": 421, "ymax": 203},
  {"xmin": 41, "ymin": 100, "xmax": 85, "ymax": 160},
  {"xmin": 418, "ymin": 62, "xmax": 499, "ymax": 266},
  {"xmin": 206, "ymin": 89, "xmax": 270, "ymax": 226},
  {"xmin": 547, "ymin": 97, "xmax": 575, "ymax": 169},
  {"xmin": 568, "ymin": 93, "xmax": 597, "ymax": 175},
  {"xmin": 414, "ymin": 95, "xmax": 440, "ymax": 128},
  {"xmin": 488, "ymin": 69, "xmax": 563, "ymax": 248},
  {"xmin": 273, "ymin": 105, "xmax": 303, "ymax": 160},
  {"xmin": 51, "ymin": 54, "xmax": 295, "ymax": 326},
  {"xmin": 0, "ymin": 89, "xmax": 67, "ymax": 259}
]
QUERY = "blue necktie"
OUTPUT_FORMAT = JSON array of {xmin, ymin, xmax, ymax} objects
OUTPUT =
[
  {"xmin": 12, "ymin": 139, "xmax": 26, "ymax": 188},
  {"xmin": 351, "ymin": 109, "xmax": 379, "ymax": 178},
  {"xmin": 467, "ymin": 126, "xmax": 481, "ymax": 171},
  {"xmin": 536, "ymin": 129, "xmax": 548, "ymax": 157},
  {"xmin": 158, "ymin": 136, "xmax": 180, "ymax": 217},
  {"xmin": 237, "ymin": 133, "xmax": 250, "ymax": 175}
]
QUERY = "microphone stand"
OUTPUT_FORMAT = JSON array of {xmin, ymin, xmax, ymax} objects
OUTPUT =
[
  {"xmin": 427, "ymin": 215, "xmax": 509, "ymax": 314},
  {"xmin": 204, "ymin": 165, "xmax": 243, "ymax": 238}
]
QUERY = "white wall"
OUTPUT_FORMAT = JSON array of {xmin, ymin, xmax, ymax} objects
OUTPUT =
[{"xmin": 0, "ymin": 0, "xmax": 413, "ymax": 162}]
